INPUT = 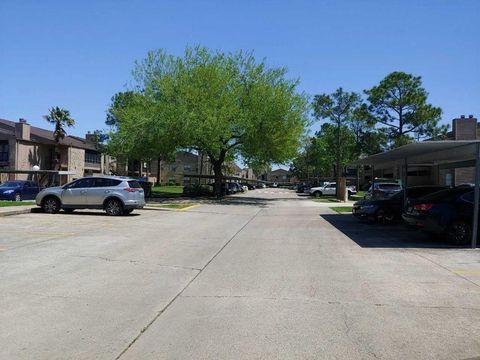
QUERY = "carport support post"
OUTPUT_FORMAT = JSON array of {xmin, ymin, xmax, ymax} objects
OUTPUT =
[
  {"xmin": 471, "ymin": 143, "xmax": 480, "ymax": 249},
  {"xmin": 371, "ymin": 165, "xmax": 375, "ymax": 193},
  {"xmin": 403, "ymin": 158, "xmax": 408, "ymax": 210}
]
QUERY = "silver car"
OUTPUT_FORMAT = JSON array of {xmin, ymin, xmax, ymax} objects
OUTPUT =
[{"xmin": 36, "ymin": 176, "xmax": 145, "ymax": 216}]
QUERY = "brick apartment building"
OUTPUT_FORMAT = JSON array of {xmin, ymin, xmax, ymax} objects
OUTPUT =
[
  {"xmin": 0, "ymin": 118, "xmax": 107, "ymax": 184},
  {"xmin": 262, "ymin": 168, "xmax": 296, "ymax": 184},
  {"xmin": 121, "ymin": 152, "xmax": 258, "ymax": 186},
  {"xmin": 442, "ymin": 115, "xmax": 478, "ymax": 185}
]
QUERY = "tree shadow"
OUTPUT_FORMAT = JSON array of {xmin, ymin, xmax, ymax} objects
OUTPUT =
[
  {"xmin": 321, "ymin": 213, "xmax": 464, "ymax": 249},
  {"xmin": 58, "ymin": 211, "xmax": 141, "ymax": 217}
]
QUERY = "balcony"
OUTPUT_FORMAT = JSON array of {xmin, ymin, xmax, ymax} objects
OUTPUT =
[{"xmin": 84, "ymin": 161, "xmax": 101, "ymax": 170}]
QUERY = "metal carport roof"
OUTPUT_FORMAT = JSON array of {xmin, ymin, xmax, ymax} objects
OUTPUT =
[
  {"xmin": 352, "ymin": 141, "xmax": 480, "ymax": 168},
  {"xmin": 350, "ymin": 140, "xmax": 480, "ymax": 249}
]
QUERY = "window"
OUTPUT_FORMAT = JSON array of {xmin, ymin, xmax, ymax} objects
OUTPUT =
[
  {"xmin": 0, "ymin": 141, "xmax": 8, "ymax": 162},
  {"xmin": 84, "ymin": 150, "xmax": 101, "ymax": 164},
  {"xmin": 93, "ymin": 178, "xmax": 122, "ymax": 187},
  {"xmin": 127, "ymin": 180, "xmax": 142, "ymax": 189},
  {"xmin": 184, "ymin": 164, "xmax": 192, "ymax": 171},
  {"xmin": 69, "ymin": 178, "xmax": 95, "ymax": 188},
  {"xmin": 170, "ymin": 165, "xmax": 177, "ymax": 172},
  {"xmin": 461, "ymin": 192, "xmax": 474, "ymax": 204}
]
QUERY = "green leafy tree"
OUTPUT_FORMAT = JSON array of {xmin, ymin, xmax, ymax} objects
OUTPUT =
[
  {"xmin": 109, "ymin": 46, "xmax": 309, "ymax": 196},
  {"xmin": 43, "ymin": 106, "xmax": 75, "ymax": 170},
  {"xmin": 291, "ymin": 124, "xmax": 356, "ymax": 183},
  {"xmin": 312, "ymin": 88, "xmax": 361, "ymax": 189},
  {"xmin": 364, "ymin": 71, "xmax": 445, "ymax": 147},
  {"xmin": 106, "ymin": 91, "xmax": 137, "ymax": 129}
]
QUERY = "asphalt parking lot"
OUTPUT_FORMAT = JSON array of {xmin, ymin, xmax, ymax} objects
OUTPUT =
[{"xmin": 1, "ymin": 189, "xmax": 480, "ymax": 359}]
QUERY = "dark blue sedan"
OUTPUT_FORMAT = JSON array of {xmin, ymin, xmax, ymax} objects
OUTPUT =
[
  {"xmin": 0, "ymin": 180, "xmax": 43, "ymax": 201},
  {"xmin": 353, "ymin": 185, "xmax": 447, "ymax": 224},
  {"xmin": 402, "ymin": 186, "xmax": 476, "ymax": 245}
]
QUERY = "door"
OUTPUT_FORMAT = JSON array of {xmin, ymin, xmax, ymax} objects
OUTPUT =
[
  {"xmin": 21, "ymin": 182, "xmax": 34, "ymax": 200},
  {"xmin": 61, "ymin": 178, "xmax": 94, "ymax": 206},
  {"xmin": 84, "ymin": 178, "xmax": 121, "ymax": 206},
  {"xmin": 324, "ymin": 184, "xmax": 336, "ymax": 195}
]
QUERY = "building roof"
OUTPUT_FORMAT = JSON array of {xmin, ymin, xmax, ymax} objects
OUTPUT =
[
  {"xmin": 352, "ymin": 140, "xmax": 480, "ymax": 168},
  {"xmin": 0, "ymin": 118, "xmax": 97, "ymax": 151},
  {"xmin": 269, "ymin": 168, "xmax": 290, "ymax": 174}
]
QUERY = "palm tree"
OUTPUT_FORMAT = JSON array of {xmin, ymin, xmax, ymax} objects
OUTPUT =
[{"xmin": 43, "ymin": 106, "xmax": 75, "ymax": 170}]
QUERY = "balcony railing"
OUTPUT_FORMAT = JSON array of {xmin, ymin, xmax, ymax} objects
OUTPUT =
[{"xmin": 84, "ymin": 161, "xmax": 101, "ymax": 169}]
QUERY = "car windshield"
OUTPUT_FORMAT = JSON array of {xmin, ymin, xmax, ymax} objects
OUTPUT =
[
  {"xmin": 0, "ymin": 181, "xmax": 22, "ymax": 187},
  {"xmin": 378, "ymin": 184, "xmax": 401, "ymax": 190}
]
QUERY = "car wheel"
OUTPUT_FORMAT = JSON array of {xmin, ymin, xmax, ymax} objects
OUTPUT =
[
  {"xmin": 314, "ymin": 191, "xmax": 322, "ymax": 198},
  {"xmin": 63, "ymin": 208, "xmax": 75, "ymax": 214},
  {"xmin": 377, "ymin": 209, "xmax": 395, "ymax": 225},
  {"xmin": 123, "ymin": 209, "xmax": 134, "ymax": 215},
  {"xmin": 448, "ymin": 220, "xmax": 471, "ymax": 245},
  {"xmin": 105, "ymin": 198, "xmax": 123, "ymax": 216},
  {"xmin": 14, "ymin": 193, "xmax": 22, "ymax": 202},
  {"xmin": 42, "ymin": 197, "xmax": 61, "ymax": 214}
]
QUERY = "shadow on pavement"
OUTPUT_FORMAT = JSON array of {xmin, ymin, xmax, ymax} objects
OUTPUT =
[
  {"xmin": 321, "ymin": 213, "xmax": 461, "ymax": 249},
  {"xmin": 58, "ymin": 211, "xmax": 141, "ymax": 217}
]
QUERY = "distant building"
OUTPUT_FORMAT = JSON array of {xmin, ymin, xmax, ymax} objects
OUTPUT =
[
  {"xmin": 118, "ymin": 151, "xmax": 212, "ymax": 185},
  {"xmin": 0, "ymin": 117, "xmax": 107, "ymax": 183},
  {"xmin": 265, "ymin": 169, "xmax": 296, "ymax": 184},
  {"xmin": 152, "ymin": 151, "xmax": 211, "ymax": 185},
  {"xmin": 239, "ymin": 168, "xmax": 257, "ymax": 180}
]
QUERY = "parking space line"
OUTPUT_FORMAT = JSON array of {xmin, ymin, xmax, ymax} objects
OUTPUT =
[
  {"xmin": 177, "ymin": 204, "xmax": 201, "ymax": 212},
  {"xmin": 452, "ymin": 269, "xmax": 480, "ymax": 276}
]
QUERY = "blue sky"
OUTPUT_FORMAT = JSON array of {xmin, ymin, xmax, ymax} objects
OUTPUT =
[{"xmin": 1, "ymin": 0, "xmax": 479, "ymax": 138}]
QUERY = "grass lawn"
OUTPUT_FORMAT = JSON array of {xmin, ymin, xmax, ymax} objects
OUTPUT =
[
  {"xmin": 151, "ymin": 185, "xmax": 184, "ymax": 198},
  {"xmin": 331, "ymin": 206, "xmax": 353, "ymax": 214},
  {"xmin": 147, "ymin": 203, "xmax": 197, "ymax": 210},
  {"xmin": 0, "ymin": 201, "xmax": 35, "ymax": 207},
  {"xmin": 350, "ymin": 191, "xmax": 366, "ymax": 201}
]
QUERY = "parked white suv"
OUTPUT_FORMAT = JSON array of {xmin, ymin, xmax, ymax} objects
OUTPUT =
[
  {"xmin": 309, "ymin": 182, "xmax": 357, "ymax": 197},
  {"xmin": 36, "ymin": 176, "xmax": 145, "ymax": 216}
]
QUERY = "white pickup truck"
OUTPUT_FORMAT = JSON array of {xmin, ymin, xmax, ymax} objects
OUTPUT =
[{"xmin": 309, "ymin": 182, "xmax": 357, "ymax": 197}]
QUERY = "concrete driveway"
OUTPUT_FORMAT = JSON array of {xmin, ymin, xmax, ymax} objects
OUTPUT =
[{"xmin": 1, "ymin": 189, "xmax": 479, "ymax": 359}]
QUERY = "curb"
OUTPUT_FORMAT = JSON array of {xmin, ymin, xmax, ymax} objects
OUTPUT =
[
  {"xmin": 0, "ymin": 207, "xmax": 35, "ymax": 217},
  {"xmin": 143, "ymin": 204, "xmax": 201, "ymax": 212}
]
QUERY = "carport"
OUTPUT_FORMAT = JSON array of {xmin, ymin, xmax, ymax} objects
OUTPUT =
[
  {"xmin": 0, "ymin": 169, "xmax": 76, "ymax": 186},
  {"xmin": 352, "ymin": 140, "xmax": 480, "ymax": 248}
]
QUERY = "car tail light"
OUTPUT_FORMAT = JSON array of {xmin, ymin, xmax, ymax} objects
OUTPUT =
[
  {"xmin": 414, "ymin": 203, "xmax": 433, "ymax": 211},
  {"xmin": 124, "ymin": 188, "xmax": 138, "ymax": 192}
]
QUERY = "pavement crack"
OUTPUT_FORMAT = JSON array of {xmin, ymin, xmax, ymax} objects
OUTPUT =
[
  {"xmin": 114, "ymin": 207, "xmax": 263, "ymax": 360},
  {"xmin": 73, "ymin": 255, "xmax": 128, "ymax": 263},
  {"xmin": 71, "ymin": 255, "xmax": 201, "ymax": 271}
]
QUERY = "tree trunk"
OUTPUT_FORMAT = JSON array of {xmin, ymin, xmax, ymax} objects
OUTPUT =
[
  {"xmin": 212, "ymin": 161, "xmax": 224, "ymax": 198},
  {"xmin": 54, "ymin": 144, "xmax": 60, "ymax": 171},
  {"xmin": 211, "ymin": 151, "xmax": 226, "ymax": 198},
  {"xmin": 156, "ymin": 158, "xmax": 161, "ymax": 186}
]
